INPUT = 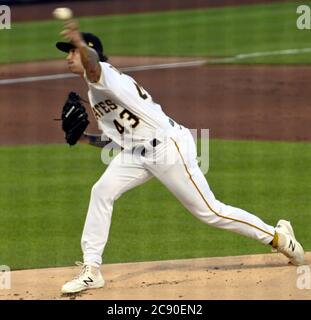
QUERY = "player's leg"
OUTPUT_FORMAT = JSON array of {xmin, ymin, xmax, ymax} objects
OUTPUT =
[
  {"xmin": 62, "ymin": 150, "xmax": 152, "ymax": 293},
  {"xmin": 81, "ymin": 150, "xmax": 152, "ymax": 266},
  {"xmin": 155, "ymin": 149, "xmax": 304, "ymax": 265},
  {"xmin": 146, "ymin": 131, "xmax": 274, "ymax": 244},
  {"xmin": 145, "ymin": 128, "xmax": 304, "ymax": 264}
]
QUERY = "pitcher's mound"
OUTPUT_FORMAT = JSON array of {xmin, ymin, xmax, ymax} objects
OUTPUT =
[{"xmin": 1, "ymin": 252, "xmax": 310, "ymax": 300}]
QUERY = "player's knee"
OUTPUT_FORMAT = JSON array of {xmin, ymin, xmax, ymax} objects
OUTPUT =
[
  {"xmin": 192, "ymin": 200, "xmax": 224, "ymax": 224},
  {"xmin": 91, "ymin": 181, "xmax": 109, "ymax": 198},
  {"xmin": 91, "ymin": 180, "xmax": 115, "ymax": 202}
]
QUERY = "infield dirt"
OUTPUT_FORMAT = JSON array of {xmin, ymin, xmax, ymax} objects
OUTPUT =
[{"xmin": 1, "ymin": 57, "xmax": 311, "ymax": 144}]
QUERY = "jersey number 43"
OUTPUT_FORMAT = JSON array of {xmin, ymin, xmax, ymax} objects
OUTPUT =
[{"xmin": 92, "ymin": 81, "xmax": 148, "ymax": 134}]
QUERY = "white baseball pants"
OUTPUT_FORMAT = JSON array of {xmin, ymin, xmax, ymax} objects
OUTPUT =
[{"xmin": 81, "ymin": 127, "xmax": 275, "ymax": 266}]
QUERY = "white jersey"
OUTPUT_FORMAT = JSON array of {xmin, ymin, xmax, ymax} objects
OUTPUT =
[
  {"xmin": 81, "ymin": 63, "xmax": 279, "ymax": 274},
  {"xmin": 85, "ymin": 62, "xmax": 177, "ymax": 149}
]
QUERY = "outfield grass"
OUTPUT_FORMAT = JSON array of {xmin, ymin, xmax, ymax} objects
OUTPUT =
[
  {"xmin": 0, "ymin": 1, "xmax": 311, "ymax": 64},
  {"xmin": 0, "ymin": 139, "xmax": 310, "ymax": 270}
]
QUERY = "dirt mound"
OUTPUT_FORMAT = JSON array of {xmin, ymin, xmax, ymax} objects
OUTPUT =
[{"xmin": 1, "ymin": 252, "xmax": 310, "ymax": 300}]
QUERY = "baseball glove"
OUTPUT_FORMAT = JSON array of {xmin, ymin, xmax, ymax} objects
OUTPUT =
[{"xmin": 60, "ymin": 92, "xmax": 90, "ymax": 146}]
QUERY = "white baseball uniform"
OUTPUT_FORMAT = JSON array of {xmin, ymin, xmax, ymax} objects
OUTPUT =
[{"xmin": 81, "ymin": 62, "xmax": 275, "ymax": 267}]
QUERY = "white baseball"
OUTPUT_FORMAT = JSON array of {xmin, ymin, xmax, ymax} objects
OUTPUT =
[{"xmin": 53, "ymin": 7, "xmax": 73, "ymax": 21}]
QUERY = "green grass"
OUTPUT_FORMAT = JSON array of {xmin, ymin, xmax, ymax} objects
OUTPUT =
[
  {"xmin": 0, "ymin": 1, "xmax": 311, "ymax": 64},
  {"xmin": 0, "ymin": 140, "xmax": 310, "ymax": 270}
]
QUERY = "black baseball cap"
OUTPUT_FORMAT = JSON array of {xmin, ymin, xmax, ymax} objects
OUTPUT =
[{"xmin": 56, "ymin": 32, "xmax": 108, "ymax": 62}]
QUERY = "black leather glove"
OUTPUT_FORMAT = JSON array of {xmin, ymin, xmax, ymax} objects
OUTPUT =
[{"xmin": 61, "ymin": 92, "xmax": 89, "ymax": 146}]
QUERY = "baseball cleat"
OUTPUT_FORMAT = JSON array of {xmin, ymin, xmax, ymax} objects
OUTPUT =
[
  {"xmin": 274, "ymin": 219, "xmax": 305, "ymax": 266},
  {"xmin": 61, "ymin": 262, "xmax": 105, "ymax": 294}
]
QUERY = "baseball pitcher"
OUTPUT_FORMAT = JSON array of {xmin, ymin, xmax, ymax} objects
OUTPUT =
[{"xmin": 55, "ymin": 19, "xmax": 305, "ymax": 294}]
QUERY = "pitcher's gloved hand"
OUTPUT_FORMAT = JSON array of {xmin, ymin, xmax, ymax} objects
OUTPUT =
[{"xmin": 61, "ymin": 91, "xmax": 89, "ymax": 146}]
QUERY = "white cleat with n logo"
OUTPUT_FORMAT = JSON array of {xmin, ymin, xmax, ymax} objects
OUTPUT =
[
  {"xmin": 61, "ymin": 262, "xmax": 105, "ymax": 294},
  {"xmin": 275, "ymin": 220, "xmax": 305, "ymax": 266}
]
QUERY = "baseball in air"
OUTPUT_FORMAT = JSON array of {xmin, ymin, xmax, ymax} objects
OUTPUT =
[{"xmin": 53, "ymin": 7, "xmax": 73, "ymax": 20}]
